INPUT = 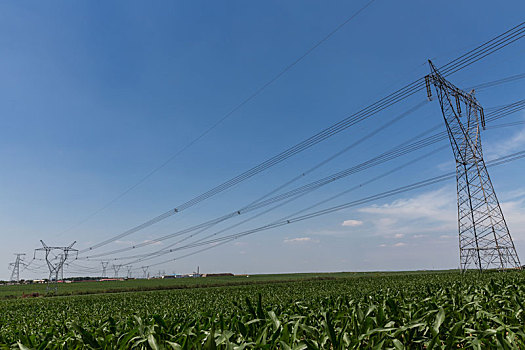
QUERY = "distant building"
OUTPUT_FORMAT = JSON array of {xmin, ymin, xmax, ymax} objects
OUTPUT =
[
  {"xmin": 202, "ymin": 273, "xmax": 234, "ymax": 277},
  {"xmin": 161, "ymin": 275, "xmax": 176, "ymax": 279},
  {"xmin": 99, "ymin": 278, "xmax": 125, "ymax": 282}
]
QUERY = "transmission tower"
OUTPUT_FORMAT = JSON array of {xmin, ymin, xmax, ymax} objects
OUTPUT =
[
  {"xmin": 8, "ymin": 253, "xmax": 26, "ymax": 283},
  {"xmin": 59, "ymin": 254, "xmax": 64, "ymax": 281},
  {"xmin": 142, "ymin": 266, "xmax": 149, "ymax": 279},
  {"xmin": 112, "ymin": 264, "xmax": 122, "ymax": 278},
  {"xmin": 126, "ymin": 265, "xmax": 133, "ymax": 279},
  {"xmin": 425, "ymin": 60, "xmax": 521, "ymax": 271},
  {"xmin": 101, "ymin": 261, "xmax": 109, "ymax": 278},
  {"xmin": 34, "ymin": 241, "xmax": 78, "ymax": 291}
]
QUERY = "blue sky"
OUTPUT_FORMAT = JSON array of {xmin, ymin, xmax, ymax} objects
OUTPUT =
[{"xmin": 1, "ymin": 1, "xmax": 524, "ymax": 280}]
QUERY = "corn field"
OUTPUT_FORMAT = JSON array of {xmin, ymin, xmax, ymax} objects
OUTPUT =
[{"xmin": 1, "ymin": 271, "xmax": 525, "ymax": 349}]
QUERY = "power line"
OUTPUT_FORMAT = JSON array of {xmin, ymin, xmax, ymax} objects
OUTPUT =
[
  {"xmin": 78, "ymin": 22, "xmax": 525, "ymax": 255},
  {"xmin": 108, "ymin": 108, "xmax": 525, "ymax": 267},
  {"xmin": 114, "ymin": 105, "xmax": 525, "ymax": 266},
  {"xmin": 82, "ymin": 99, "xmax": 429, "ymax": 259},
  {"xmin": 70, "ymin": 118, "xmax": 525, "ymax": 272},
  {"xmin": 469, "ymin": 72, "xmax": 525, "ymax": 91},
  {"xmin": 80, "ymin": 99, "xmax": 525, "ymax": 261},
  {"xmin": 84, "ymin": 116, "xmax": 525, "ymax": 267},
  {"xmin": 137, "ymin": 149, "xmax": 525, "ymax": 270},
  {"xmin": 124, "ymin": 146, "xmax": 449, "ymax": 266},
  {"xmin": 58, "ymin": 0, "xmax": 377, "ymax": 238}
]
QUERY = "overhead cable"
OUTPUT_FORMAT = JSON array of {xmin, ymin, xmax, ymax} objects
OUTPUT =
[{"xmin": 79, "ymin": 22, "xmax": 525, "ymax": 255}]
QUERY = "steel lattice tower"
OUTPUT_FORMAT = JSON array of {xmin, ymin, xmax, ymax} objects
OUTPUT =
[
  {"xmin": 9, "ymin": 253, "xmax": 26, "ymax": 282},
  {"xmin": 34, "ymin": 241, "xmax": 78, "ymax": 291},
  {"xmin": 112, "ymin": 264, "xmax": 122, "ymax": 278},
  {"xmin": 101, "ymin": 261, "xmax": 109, "ymax": 278},
  {"xmin": 425, "ymin": 60, "xmax": 521, "ymax": 271},
  {"xmin": 142, "ymin": 266, "xmax": 149, "ymax": 279}
]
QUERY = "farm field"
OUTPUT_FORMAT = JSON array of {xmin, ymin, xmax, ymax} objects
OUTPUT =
[
  {"xmin": 0, "ymin": 270, "xmax": 450, "ymax": 298},
  {"xmin": 1, "ymin": 270, "xmax": 525, "ymax": 349}
]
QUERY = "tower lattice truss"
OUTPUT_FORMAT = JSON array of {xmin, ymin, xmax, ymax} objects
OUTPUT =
[{"xmin": 426, "ymin": 61, "xmax": 521, "ymax": 271}]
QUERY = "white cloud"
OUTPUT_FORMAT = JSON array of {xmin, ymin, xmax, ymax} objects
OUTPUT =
[
  {"xmin": 355, "ymin": 182, "xmax": 525, "ymax": 256},
  {"xmin": 437, "ymin": 160, "xmax": 454, "ymax": 172},
  {"xmin": 500, "ymin": 198, "xmax": 525, "ymax": 244},
  {"xmin": 283, "ymin": 237, "xmax": 319, "ymax": 244},
  {"xmin": 308, "ymin": 229, "xmax": 353, "ymax": 237},
  {"xmin": 379, "ymin": 218, "xmax": 397, "ymax": 225},
  {"xmin": 359, "ymin": 188, "xmax": 454, "ymax": 221},
  {"xmin": 486, "ymin": 127, "xmax": 525, "ymax": 159},
  {"xmin": 142, "ymin": 239, "xmax": 162, "ymax": 246},
  {"xmin": 375, "ymin": 218, "xmax": 399, "ymax": 232},
  {"xmin": 501, "ymin": 187, "xmax": 525, "ymax": 201},
  {"xmin": 379, "ymin": 242, "xmax": 407, "ymax": 248},
  {"xmin": 358, "ymin": 187, "xmax": 457, "ymax": 237},
  {"xmin": 342, "ymin": 219, "xmax": 363, "ymax": 227}
]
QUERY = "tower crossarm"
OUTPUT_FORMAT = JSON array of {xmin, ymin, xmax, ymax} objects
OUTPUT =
[{"xmin": 425, "ymin": 61, "xmax": 485, "ymax": 128}]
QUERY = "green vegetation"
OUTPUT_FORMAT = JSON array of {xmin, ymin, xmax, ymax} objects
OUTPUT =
[
  {"xmin": 0, "ymin": 271, "xmax": 447, "ymax": 298},
  {"xmin": 1, "ymin": 271, "xmax": 524, "ymax": 349},
  {"xmin": 0, "ymin": 273, "xmax": 341, "ymax": 298}
]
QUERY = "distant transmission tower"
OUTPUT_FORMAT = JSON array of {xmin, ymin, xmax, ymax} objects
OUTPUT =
[
  {"xmin": 112, "ymin": 264, "xmax": 122, "ymax": 278},
  {"xmin": 426, "ymin": 60, "xmax": 521, "ymax": 271},
  {"xmin": 59, "ymin": 254, "xmax": 64, "ymax": 281},
  {"xmin": 101, "ymin": 261, "xmax": 109, "ymax": 278},
  {"xmin": 126, "ymin": 265, "xmax": 133, "ymax": 279},
  {"xmin": 9, "ymin": 253, "xmax": 26, "ymax": 282},
  {"xmin": 34, "ymin": 241, "xmax": 78, "ymax": 291},
  {"xmin": 141, "ymin": 266, "xmax": 149, "ymax": 279}
]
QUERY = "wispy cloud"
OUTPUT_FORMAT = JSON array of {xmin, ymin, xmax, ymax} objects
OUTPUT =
[
  {"xmin": 143, "ymin": 239, "xmax": 162, "ymax": 246},
  {"xmin": 308, "ymin": 228, "xmax": 354, "ymax": 237},
  {"xmin": 379, "ymin": 242, "xmax": 407, "ymax": 248},
  {"xmin": 437, "ymin": 159, "xmax": 454, "ymax": 172},
  {"xmin": 283, "ymin": 237, "xmax": 319, "ymax": 244},
  {"xmin": 486, "ymin": 127, "xmax": 525, "ymax": 159},
  {"xmin": 500, "ymin": 197, "xmax": 525, "ymax": 243},
  {"xmin": 500, "ymin": 187, "xmax": 525, "ymax": 201},
  {"xmin": 359, "ymin": 187, "xmax": 457, "ymax": 235},
  {"xmin": 342, "ymin": 219, "xmax": 363, "ymax": 227},
  {"xmin": 356, "ymin": 182, "xmax": 525, "ymax": 250}
]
